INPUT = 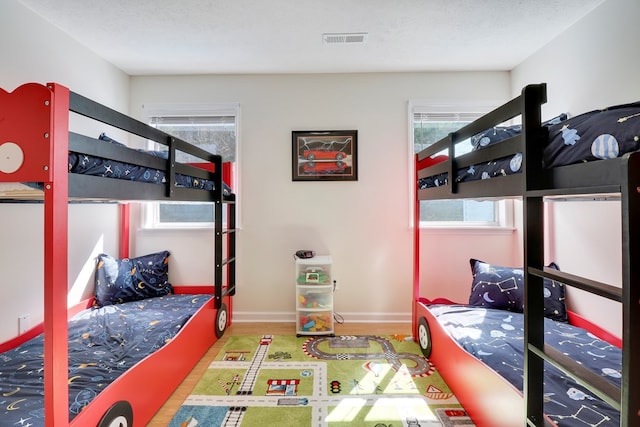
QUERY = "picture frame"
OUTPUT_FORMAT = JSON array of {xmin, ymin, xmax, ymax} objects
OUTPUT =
[{"xmin": 292, "ymin": 130, "xmax": 358, "ymax": 181}]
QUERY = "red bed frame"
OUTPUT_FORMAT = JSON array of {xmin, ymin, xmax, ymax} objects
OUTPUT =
[
  {"xmin": 0, "ymin": 82, "xmax": 235, "ymax": 426},
  {"xmin": 413, "ymin": 296, "xmax": 622, "ymax": 427}
]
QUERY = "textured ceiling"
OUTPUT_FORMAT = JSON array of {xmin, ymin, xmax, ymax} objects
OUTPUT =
[{"xmin": 19, "ymin": 0, "xmax": 606, "ymax": 75}]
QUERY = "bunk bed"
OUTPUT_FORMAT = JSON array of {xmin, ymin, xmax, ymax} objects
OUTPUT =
[
  {"xmin": 412, "ymin": 83, "xmax": 639, "ymax": 426},
  {"xmin": 0, "ymin": 82, "xmax": 237, "ymax": 426}
]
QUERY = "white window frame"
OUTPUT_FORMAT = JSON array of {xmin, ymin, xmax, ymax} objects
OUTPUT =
[
  {"xmin": 140, "ymin": 102, "xmax": 240, "ymax": 230},
  {"xmin": 408, "ymin": 99, "xmax": 514, "ymax": 230}
]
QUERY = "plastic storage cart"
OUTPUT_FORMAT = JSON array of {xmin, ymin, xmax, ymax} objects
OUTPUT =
[{"xmin": 295, "ymin": 255, "xmax": 334, "ymax": 336}]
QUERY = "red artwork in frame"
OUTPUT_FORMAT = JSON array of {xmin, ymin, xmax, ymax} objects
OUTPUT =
[{"xmin": 292, "ymin": 130, "xmax": 358, "ymax": 181}]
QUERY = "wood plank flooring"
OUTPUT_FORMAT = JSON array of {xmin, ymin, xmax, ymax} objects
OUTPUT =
[{"xmin": 147, "ymin": 321, "xmax": 412, "ymax": 426}]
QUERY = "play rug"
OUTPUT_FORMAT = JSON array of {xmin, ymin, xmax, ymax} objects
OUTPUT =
[{"xmin": 169, "ymin": 334, "xmax": 473, "ymax": 427}]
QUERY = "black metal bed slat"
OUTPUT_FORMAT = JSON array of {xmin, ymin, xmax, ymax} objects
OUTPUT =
[
  {"xmin": 528, "ymin": 186, "xmax": 622, "ymax": 198},
  {"xmin": 67, "ymin": 174, "xmax": 217, "ymax": 201},
  {"xmin": 417, "ymin": 173, "xmax": 523, "ymax": 200},
  {"xmin": 531, "ymin": 344, "xmax": 622, "ymax": 410},
  {"xmin": 69, "ymin": 91, "xmax": 215, "ymax": 162},
  {"xmin": 455, "ymin": 135, "xmax": 522, "ymax": 168},
  {"xmin": 68, "ymin": 174, "xmax": 165, "ymax": 200},
  {"xmin": 69, "ymin": 132, "xmax": 165, "ymax": 169},
  {"xmin": 531, "ymin": 266, "xmax": 622, "ymax": 302}
]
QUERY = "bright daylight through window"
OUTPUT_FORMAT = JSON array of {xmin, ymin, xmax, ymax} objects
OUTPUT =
[
  {"xmin": 412, "ymin": 105, "xmax": 504, "ymax": 227},
  {"xmin": 143, "ymin": 106, "xmax": 238, "ymax": 228}
]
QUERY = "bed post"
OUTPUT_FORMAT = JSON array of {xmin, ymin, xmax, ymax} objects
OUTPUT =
[
  {"xmin": 622, "ymin": 153, "xmax": 640, "ymax": 425},
  {"xmin": 522, "ymin": 83, "xmax": 547, "ymax": 427},
  {"xmin": 43, "ymin": 82, "xmax": 70, "ymax": 427},
  {"xmin": 119, "ymin": 203, "xmax": 130, "ymax": 258},
  {"xmin": 413, "ymin": 153, "xmax": 421, "ymax": 339}
]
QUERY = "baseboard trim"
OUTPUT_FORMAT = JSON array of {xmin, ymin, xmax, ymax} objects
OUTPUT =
[{"xmin": 233, "ymin": 311, "xmax": 411, "ymax": 324}]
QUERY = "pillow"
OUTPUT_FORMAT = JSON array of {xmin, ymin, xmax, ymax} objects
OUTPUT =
[
  {"xmin": 542, "ymin": 262, "xmax": 568, "ymax": 322},
  {"xmin": 99, "ymin": 133, "xmax": 169, "ymax": 158},
  {"xmin": 94, "ymin": 251, "xmax": 173, "ymax": 307},
  {"xmin": 471, "ymin": 113, "xmax": 568, "ymax": 151},
  {"xmin": 468, "ymin": 258, "xmax": 567, "ymax": 322},
  {"xmin": 471, "ymin": 124, "xmax": 522, "ymax": 151}
]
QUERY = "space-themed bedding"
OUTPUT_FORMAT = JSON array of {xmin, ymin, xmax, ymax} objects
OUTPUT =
[
  {"xmin": 63, "ymin": 133, "xmax": 232, "ymax": 195},
  {"xmin": 418, "ymin": 101, "xmax": 640, "ymax": 189},
  {"xmin": 428, "ymin": 303, "xmax": 621, "ymax": 427},
  {"xmin": 0, "ymin": 293, "xmax": 211, "ymax": 425}
]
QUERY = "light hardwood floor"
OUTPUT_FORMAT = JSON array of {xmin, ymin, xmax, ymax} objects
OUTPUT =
[{"xmin": 147, "ymin": 321, "xmax": 412, "ymax": 426}]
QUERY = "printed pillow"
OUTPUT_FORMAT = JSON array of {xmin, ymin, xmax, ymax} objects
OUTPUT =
[
  {"xmin": 471, "ymin": 114, "xmax": 567, "ymax": 151},
  {"xmin": 94, "ymin": 251, "xmax": 173, "ymax": 307},
  {"xmin": 469, "ymin": 258, "xmax": 567, "ymax": 322},
  {"xmin": 471, "ymin": 124, "xmax": 522, "ymax": 151},
  {"xmin": 542, "ymin": 262, "xmax": 568, "ymax": 322},
  {"xmin": 99, "ymin": 133, "xmax": 168, "ymax": 158}
]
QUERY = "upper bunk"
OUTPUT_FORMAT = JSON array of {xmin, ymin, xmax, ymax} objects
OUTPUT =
[
  {"xmin": 415, "ymin": 83, "xmax": 640, "ymax": 202},
  {"xmin": 0, "ymin": 82, "xmax": 234, "ymax": 202}
]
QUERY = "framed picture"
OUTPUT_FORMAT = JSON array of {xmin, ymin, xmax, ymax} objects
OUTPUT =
[{"xmin": 292, "ymin": 130, "xmax": 358, "ymax": 181}]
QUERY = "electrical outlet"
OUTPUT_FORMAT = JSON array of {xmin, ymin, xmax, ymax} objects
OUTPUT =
[{"xmin": 18, "ymin": 314, "xmax": 30, "ymax": 334}]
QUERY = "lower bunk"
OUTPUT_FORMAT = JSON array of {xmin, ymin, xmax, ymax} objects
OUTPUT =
[
  {"xmin": 0, "ymin": 289, "xmax": 228, "ymax": 426},
  {"xmin": 414, "ymin": 297, "xmax": 621, "ymax": 427}
]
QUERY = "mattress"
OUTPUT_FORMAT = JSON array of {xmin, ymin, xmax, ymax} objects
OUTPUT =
[
  {"xmin": 0, "ymin": 293, "xmax": 211, "ymax": 425},
  {"xmin": 428, "ymin": 304, "xmax": 620, "ymax": 426}
]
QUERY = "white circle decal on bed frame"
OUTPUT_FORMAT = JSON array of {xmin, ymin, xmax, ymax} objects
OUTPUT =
[{"xmin": 0, "ymin": 142, "xmax": 24, "ymax": 174}]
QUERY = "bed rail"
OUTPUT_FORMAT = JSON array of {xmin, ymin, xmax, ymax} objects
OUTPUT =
[{"xmin": 416, "ymin": 84, "xmax": 547, "ymax": 200}]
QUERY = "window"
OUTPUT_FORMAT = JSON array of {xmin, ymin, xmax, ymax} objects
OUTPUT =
[
  {"xmin": 410, "ymin": 102, "xmax": 510, "ymax": 227},
  {"xmin": 142, "ymin": 103, "xmax": 239, "ymax": 229}
]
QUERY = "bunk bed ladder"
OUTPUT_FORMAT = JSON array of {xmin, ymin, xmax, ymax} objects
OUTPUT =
[
  {"xmin": 214, "ymin": 191, "xmax": 236, "ymax": 310},
  {"xmin": 523, "ymin": 83, "xmax": 639, "ymax": 426}
]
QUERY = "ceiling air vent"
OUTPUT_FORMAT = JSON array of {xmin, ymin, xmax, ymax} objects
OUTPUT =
[{"xmin": 322, "ymin": 32, "xmax": 368, "ymax": 44}]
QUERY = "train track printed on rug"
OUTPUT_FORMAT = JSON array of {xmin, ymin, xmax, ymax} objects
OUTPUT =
[{"xmin": 169, "ymin": 335, "xmax": 474, "ymax": 427}]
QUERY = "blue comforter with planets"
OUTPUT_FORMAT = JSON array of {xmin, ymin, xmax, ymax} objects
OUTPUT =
[
  {"xmin": 429, "ymin": 304, "xmax": 621, "ymax": 426},
  {"xmin": 419, "ymin": 101, "xmax": 640, "ymax": 189},
  {"xmin": 0, "ymin": 294, "xmax": 211, "ymax": 425}
]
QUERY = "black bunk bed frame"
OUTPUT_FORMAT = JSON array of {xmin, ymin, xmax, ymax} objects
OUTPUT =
[
  {"xmin": 68, "ymin": 87, "xmax": 237, "ymax": 312},
  {"xmin": 0, "ymin": 82, "xmax": 237, "ymax": 425},
  {"xmin": 415, "ymin": 83, "xmax": 639, "ymax": 426}
]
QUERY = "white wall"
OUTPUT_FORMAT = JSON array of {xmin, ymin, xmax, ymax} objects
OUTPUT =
[
  {"xmin": 129, "ymin": 72, "xmax": 512, "ymax": 323},
  {"xmin": 0, "ymin": 0, "xmax": 129, "ymax": 342},
  {"xmin": 2, "ymin": 0, "xmax": 634, "ymax": 339},
  {"xmin": 512, "ymin": 0, "xmax": 640, "ymax": 336}
]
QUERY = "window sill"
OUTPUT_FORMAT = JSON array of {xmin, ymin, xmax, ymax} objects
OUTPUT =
[{"xmin": 420, "ymin": 225, "xmax": 515, "ymax": 235}]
